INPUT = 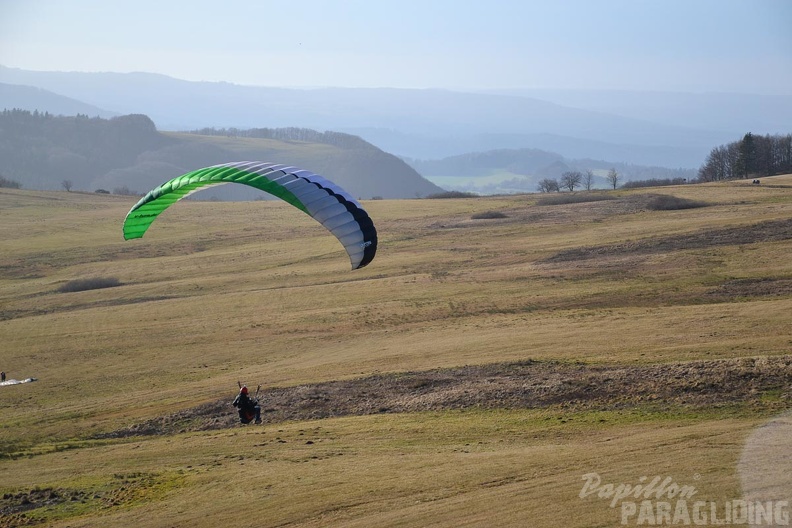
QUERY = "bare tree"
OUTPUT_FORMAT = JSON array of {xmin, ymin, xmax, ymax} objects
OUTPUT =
[
  {"xmin": 560, "ymin": 171, "xmax": 582, "ymax": 192},
  {"xmin": 0, "ymin": 173, "xmax": 22, "ymax": 189},
  {"xmin": 61, "ymin": 179, "xmax": 73, "ymax": 192},
  {"xmin": 113, "ymin": 186, "xmax": 137, "ymax": 196},
  {"xmin": 537, "ymin": 178, "xmax": 559, "ymax": 193},
  {"xmin": 698, "ymin": 145, "xmax": 732, "ymax": 182},
  {"xmin": 606, "ymin": 168, "xmax": 620, "ymax": 189},
  {"xmin": 583, "ymin": 170, "xmax": 595, "ymax": 191}
]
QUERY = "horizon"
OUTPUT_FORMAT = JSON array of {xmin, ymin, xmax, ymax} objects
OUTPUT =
[
  {"xmin": 1, "ymin": 0, "xmax": 791, "ymax": 95},
  {"xmin": 3, "ymin": 64, "xmax": 791, "ymax": 98}
]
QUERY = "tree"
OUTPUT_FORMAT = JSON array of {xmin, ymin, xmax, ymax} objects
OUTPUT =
[
  {"xmin": 113, "ymin": 186, "xmax": 137, "ymax": 196},
  {"xmin": 776, "ymin": 134, "xmax": 792, "ymax": 174},
  {"xmin": 698, "ymin": 145, "xmax": 731, "ymax": 182},
  {"xmin": 537, "ymin": 178, "xmax": 559, "ymax": 193},
  {"xmin": 560, "ymin": 171, "xmax": 582, "ymax": 192},
  {"xmin": 61, "ymin": 179, "xmax": 73, "ymax": 192},
  {"xmin": 736, "ymin": 132, "xmax": 757, "ymax": 178},
  {"xmin": 0, "ymin": 173, "xmax": 22, "ymax": 189},
  {"xmin": 583, "ymin": 170, "xmax": 595, "ymax": 191},
  {"xmin": 606, "ymin": 168, "xmax": 620, "ymax": 190}
]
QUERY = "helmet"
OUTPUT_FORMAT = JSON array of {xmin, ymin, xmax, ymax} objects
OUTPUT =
[{"xmin": 240, "ymin": 386, "xmax": 248, "ymax": 395}]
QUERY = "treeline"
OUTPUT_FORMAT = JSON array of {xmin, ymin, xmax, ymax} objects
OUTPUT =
[
  {"xmin": 188, "ymin": 127, "xmax": 374, "ymax": 150},
  {"xmin": 0, "ymin": 109, "xmax": 170, "ymax": 189},
  {"xmin": 0, "ymin": 173, "xmax": 22, "ymax": 188},
  {"xmin": 622, "ymin": 177, "xmax": 689, "ymax": 189},
  {"xmin": 698, "ymin": 132, "xmax": 792, "ymax": 182},
  {"xmin": 578, "ymin": 161, "xmax": 694, "ymax": 183}
]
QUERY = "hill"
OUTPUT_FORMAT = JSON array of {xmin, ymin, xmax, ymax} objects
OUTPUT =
[
  {"xmin": 488, "ymin": 88, "xmax": 792, "ymax": 136},
  {"xmin": 407, "ymin": 148, "xmax": 696, "ymax": 194},
  {"xmin": 0, "ymin": 82, "xmax": 117, "ymax": 119},
  {"xmin": 1, "ymin": 175, "xmax": 791, "ymax": 526},
  {"xmin": 0, "ymin": 110, "xmax": 444, "ymax": 199},
  {"xmin": 0, "ymin": 66, "xmax": 743, "ymax": 167}
]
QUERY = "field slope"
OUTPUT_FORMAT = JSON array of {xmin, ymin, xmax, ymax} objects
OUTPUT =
[{"xmin": 1, "ymin": 176, "xmax": 791, "ymax": 527}]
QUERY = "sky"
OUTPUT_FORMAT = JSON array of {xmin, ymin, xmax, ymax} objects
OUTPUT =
[{"xmin": 1, "ymin": 0, "xmax": 791, "ymax": 94}]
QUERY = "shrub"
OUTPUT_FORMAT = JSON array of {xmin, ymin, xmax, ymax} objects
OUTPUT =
[
  {"xmin": 471, "ymin": 210, "xmax": 508, "ymax": 219},
  {"xmin": 622, "ymin": 178, "xmax": 688, "ymax": 189},
  {"xmin": 0, "ymin": 176, "xmax": 22, "ymax": 189},
  {"xmin": 536, "ymin": 193, "xmax": 616, "ymax": 206},
  {"xmin": 58, "ymin": 277, "xmax": 122, "ymax": 293},
  {"xmin": 425, "ymin": 191, "xmax": 479, "ymax": 199},
  {"xmin": 646, "ymin": 195, "xmax": 708, "ymax": 211}
]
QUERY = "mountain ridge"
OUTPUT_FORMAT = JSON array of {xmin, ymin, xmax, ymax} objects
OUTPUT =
[{"xmin": 0, "ymin": 66, "xmax": 752, "ymax": 168}]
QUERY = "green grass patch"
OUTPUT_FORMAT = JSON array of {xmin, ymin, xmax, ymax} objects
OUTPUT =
[
  {"xmin": 0, "ymin": 471, "xmax": 186, "ymax": 525},
  {"xmin": 760, "ymin": 387, "xmax": 784, "ymax": 402}
]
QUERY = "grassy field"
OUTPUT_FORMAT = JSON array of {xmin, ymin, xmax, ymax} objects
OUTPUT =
[{"xmin": 1, "ymin": 176, "xmax": 791, "ymax": 527}]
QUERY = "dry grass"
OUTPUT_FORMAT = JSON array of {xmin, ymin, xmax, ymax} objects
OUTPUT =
[
  {"xmin": 1, "ymin": 176, "xmax": 792, "ymax": 526},
  {"xmin": 0, "ymin": 409, "xmax": 762, "ymax": 528}
]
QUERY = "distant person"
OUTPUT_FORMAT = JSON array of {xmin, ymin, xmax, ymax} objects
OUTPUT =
[
  {"xmin": 1, "ymin": 371, "xmax": 5, "ymax": 382},
  {"xmin": 232, "ymin": 385, "xmax": 261, "ymax": 424}
]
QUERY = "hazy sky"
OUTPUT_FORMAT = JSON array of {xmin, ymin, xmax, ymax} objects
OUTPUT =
[{"xmin": 1, "ymin": 0, "xmax": 791, "ymax": 94}]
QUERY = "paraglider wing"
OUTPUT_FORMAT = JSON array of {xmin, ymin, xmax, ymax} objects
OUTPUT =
[{"xmin": 122, "ymin": 162, "xmax": 377, "ymax": 269}]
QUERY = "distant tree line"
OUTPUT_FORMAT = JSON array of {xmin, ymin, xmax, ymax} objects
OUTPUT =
[
  {"xmin": 188, "ymin": 127, "xmax": 374, "ymax": 150},
  {"xmin": 0, "ymin": 172, "xmax": 22, "ymax": 188},
  {"xmin": 425, "ymin": 190, "xmax": 479, "ymax": 199},
  {"xmin": 622, "ymin": 177, "xmax": 688, "ymax": 189},
  {"xmin": 0, "ymin": 109, "xmax": 169, "ymax": 190},
  {"xmin": 537, "ymin": 168, "xmax": 620, "ymax": 192},
  {"xmin": 574, "ymin": 160, "xmax": 694, "ymax": 182},
  {"xmin": 698, "ymin": 132, "xmax": 792, "ymax": 182},
  {"xmin": 536, "ymin": 132, "xmax": 792, "ymax": 193}
]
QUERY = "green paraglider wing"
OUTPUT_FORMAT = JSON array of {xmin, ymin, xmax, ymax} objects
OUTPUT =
[{"xmin": 123, "ymin": 162, "xmax": 377, "ymax": 269}]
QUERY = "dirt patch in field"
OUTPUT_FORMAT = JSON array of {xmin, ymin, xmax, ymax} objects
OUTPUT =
[
  {"xmin": 98, "ymin": 355, "xmax": 792, "ymax": 438},
  {"xmin": 707, "ymin": 277, "xmax": 792, "ymax": 299},
  {"xmin": 544, "ymin": 218, "xmax": 792, "ymax": 263}
]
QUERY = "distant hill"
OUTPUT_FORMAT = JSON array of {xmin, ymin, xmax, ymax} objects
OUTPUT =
[
  {"xmin": 0, "ymin": 110, "xmax": 444, "ymax": 199},
  {"xmin": 409, "ymin": 149, "xmax": 565, "ymax": 178},
  {"xmin": 485, "ymin": 88, "xmax": 792, "ymax": 137},
  {"xmin": 0, "ymin": 82, "xmax": 117, "ymax": 119},
  {"xmin": 407, "ymin": 148, "xmax": 696, "ymax": 194},
  {"xmin": 0, "ymin": 66, "xmax": 743, "ymax": 168}
]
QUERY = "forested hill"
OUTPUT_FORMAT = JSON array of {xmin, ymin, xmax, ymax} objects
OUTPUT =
[{"xmin": 0, "ymin": 110, "xmax": 444, "ymax": 199}]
